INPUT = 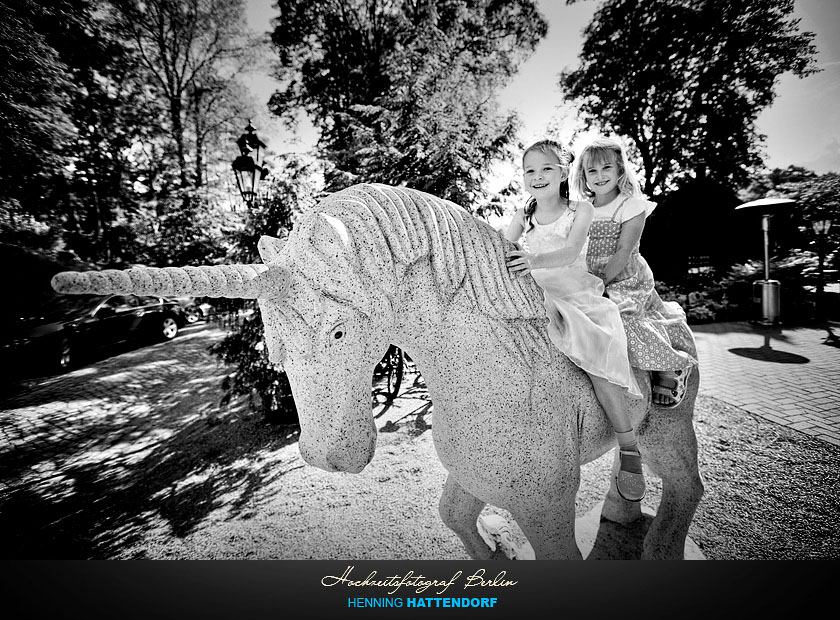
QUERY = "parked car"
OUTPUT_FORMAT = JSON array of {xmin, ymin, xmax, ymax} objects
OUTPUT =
[
  {"xmin": 168, "ymin": 296, "xmax": 216, "ymax": 324},
  {"xmin": 2, "ymin": 294, "xmax": 184, "ymax": 373}
]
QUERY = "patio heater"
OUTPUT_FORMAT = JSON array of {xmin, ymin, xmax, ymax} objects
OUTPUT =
[{"xmin": 735, "ymin": 197, "xmax": 796, "ymax": 324}]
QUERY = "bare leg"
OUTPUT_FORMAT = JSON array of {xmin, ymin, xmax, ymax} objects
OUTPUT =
[
  {"xmin": 589, "ymin": 374, "xmax": 646, "ymax": 502},
  {"xmin": 589, "ymin": 374, "xmax": 633, "ymax": 433}
]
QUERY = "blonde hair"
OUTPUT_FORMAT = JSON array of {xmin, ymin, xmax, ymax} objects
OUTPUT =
[{"xmin": 572, "ymin": 137, "xmax": 644, "ymax": 200}]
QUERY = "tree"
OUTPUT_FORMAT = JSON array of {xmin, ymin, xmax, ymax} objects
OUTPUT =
[
  {"xmin": 268, "ymin": 0, "xmax": 546, "ymax": 210},
  {"xmin": 560, "ymin": 0, "xmax": 818, "ymax": 196},
  {"xmin": 0, "ymin": 0, "xmax": 160, "ymax": 263},
  {"xmin": 0, "ymin": 0, "xmax": 75, "ymax": 247},
  {"xmin": 112, "ymin": 0, "xmax": 260, "ymax": 189},
  {"xmin": 56, "ymin": 2, "xmax": 169, "ymax": 265}
]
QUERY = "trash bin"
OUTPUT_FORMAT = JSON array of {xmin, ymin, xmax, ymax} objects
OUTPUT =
[{"xmin": 753, "ymin": 280, "xmax": 780, "ymax": 323}]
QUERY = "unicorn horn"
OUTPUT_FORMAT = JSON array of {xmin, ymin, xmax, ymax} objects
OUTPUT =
[{"xmin": 51, "ymin": 263, "xmax": 291, "ymax": 300}]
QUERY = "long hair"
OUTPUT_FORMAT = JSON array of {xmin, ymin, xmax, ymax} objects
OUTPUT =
[
  {"xmin": 522, "ymin": 140, "xmax": 574, "ymax": 232},
  {"xmin": 572, "ymin": 137, "xmax": 643, "ymax": 201}
]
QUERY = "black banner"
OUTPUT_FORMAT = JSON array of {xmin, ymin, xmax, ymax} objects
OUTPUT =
[{"xmin": 0, "ymin": 561, "xmax": 828, "ymax": 619}]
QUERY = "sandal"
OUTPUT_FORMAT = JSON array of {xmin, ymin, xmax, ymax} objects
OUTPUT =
[
  {"xmin": 652, "ymin": 367, "xmax": 692, "ymax": 409},
  {"xmin": 616, "ymin": 449, "xmax": 646, "ymax": 502}
]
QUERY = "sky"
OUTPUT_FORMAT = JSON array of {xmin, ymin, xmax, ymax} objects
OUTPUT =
[{"xmin": 243, "ymin": 0, "xmax": 840, "ymax": 175}]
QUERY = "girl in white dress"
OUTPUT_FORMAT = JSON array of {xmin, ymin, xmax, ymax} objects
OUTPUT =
[{"xmin": 506, "ymin": 140, "xmax": 646, "ymax": 502}]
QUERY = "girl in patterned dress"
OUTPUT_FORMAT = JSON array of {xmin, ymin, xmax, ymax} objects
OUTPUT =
[
  {"xmin": 506, "ymin": 140, "xmax": 647, "ymax": 502},
  {"xmin": 575, "ymin": 137, "xmax": 698, "ymax": 408}
]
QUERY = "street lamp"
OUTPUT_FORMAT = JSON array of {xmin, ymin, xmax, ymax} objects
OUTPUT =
[
  {"xmin": 812, "ymin": 217, "xmax": 833, "ymax": 321},
  {"xmin": 231, "ymin": 120, "xmax": 268, "ymax": 207},
  {"xmin": 735, "ymin": 197, "xmax": 797, "ymax": 324}
]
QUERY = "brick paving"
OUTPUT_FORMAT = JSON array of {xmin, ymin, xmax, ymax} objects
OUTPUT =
[{"xmin": 693, "ymin": 320, "xmax": 840, "ymax": 447}]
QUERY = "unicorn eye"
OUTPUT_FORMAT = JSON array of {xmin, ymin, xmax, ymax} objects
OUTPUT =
[{"xmin": 331, "ymin": 324, "xmax": 346, "ymax": 341}]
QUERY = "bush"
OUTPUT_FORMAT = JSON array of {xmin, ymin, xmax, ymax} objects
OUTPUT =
[
  {"xmin": 208, "ymin": 306, "xmax": 298, "ymax": 424},
  {"xmin": 657, "ymin": 252, "xmax": 823, "ymax": 324}
]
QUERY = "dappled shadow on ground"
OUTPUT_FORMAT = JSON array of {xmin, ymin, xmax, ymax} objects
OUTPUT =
[
  {"xmin": 0, "ymin": 326, "xmax": 303, "ymax": 559},
  {"xmin": 821, "ymin": 323, "xmax": 840, "ymax": 347},
  {"xmin": 1, "ymin": 414, "xmax": 302, "ymax": 559},
  {"xmin": 374, "ymin": 373, "xmax": 432, "ymax": 438}
]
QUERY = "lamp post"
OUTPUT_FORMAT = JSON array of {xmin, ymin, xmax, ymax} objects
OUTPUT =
[
  {"xmin": 231, "ymin": 120, "xmax": 268, "ymax": 207},
  {"xmin": 812, "ymin": 217, "xmax": 833, "ymax": 321}
]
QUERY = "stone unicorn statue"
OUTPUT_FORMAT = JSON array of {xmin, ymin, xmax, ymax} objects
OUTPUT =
[{"xmin": 52, "ymin": 183, "xmax": 703, "ymax": 560}]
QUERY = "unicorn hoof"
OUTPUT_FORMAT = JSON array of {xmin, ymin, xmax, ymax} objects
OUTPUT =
[{"xmin": 476, "ymin": 514, "xmax": 533, "ymax": 560}]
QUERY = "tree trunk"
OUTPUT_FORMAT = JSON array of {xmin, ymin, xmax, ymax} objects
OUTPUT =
[
  {"xmin": 193, "ymin": 88, "xmax": 205, "ymax": 188},
  {"xmin": 170, "ymin": 97, "xmax": 188, "ymax": 188}
]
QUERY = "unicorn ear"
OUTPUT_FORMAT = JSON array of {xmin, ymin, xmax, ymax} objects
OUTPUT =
[
  {"xmin": 319, "ymin": 213, "xmax": 351, "ymax": 248},
  {"xmin": 258, "ymin": 235, "xmax": 286, "ymax": 264},
  {"xmin": 251, "ymin": 264, "xmax": 293, "ymax": 301}
]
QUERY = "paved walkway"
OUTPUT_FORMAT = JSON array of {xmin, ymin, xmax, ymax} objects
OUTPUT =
[{"xmin": 693, "ymin": 320, "xmax": 840, "ymax": 446}]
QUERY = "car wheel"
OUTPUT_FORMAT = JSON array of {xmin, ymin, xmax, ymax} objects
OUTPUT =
[
  {"xmin": 161, "ymin": 316, "xmax": 179, "ymax": 340},
  {"xmin": 183, "ymin": 306, "xmax": 201, "ymax": 323},
  {"xmin": 57, "ymin": 337, "xmax": 74, "ymax": 371}
]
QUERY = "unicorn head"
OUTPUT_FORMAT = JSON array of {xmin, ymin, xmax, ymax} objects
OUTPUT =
[{"xmin": 51, "ymin": 207, "xmax": 395, "ymax": 474}]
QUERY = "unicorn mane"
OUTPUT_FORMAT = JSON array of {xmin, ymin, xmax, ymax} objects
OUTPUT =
[{"xmin": 293, "ymin": 183, "xmax": 554, "ymax": 365}]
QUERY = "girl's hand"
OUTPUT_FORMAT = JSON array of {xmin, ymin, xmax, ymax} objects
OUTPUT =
[{"xmin": 507, "ymin": 250, "xmax": 538, "ymax": 275}]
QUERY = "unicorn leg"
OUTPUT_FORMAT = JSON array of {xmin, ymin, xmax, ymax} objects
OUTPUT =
[
  {"xmin": 513, "ymin": 496, "xmax": 581, "ymax": 560},
  {"xmin": 512, "ymin": 465, "xmax": 581, "ymax": 560},
  {"xmin": 438, "ymin": 475, "xmax": 496, "ymax": 560},
  {"xmin": 638, "ymin": 379, "xmax": 704, "ymax": 560},
  {"xmin": 641, "ymin": 420, "xmax": 704, "ymax": 559}
]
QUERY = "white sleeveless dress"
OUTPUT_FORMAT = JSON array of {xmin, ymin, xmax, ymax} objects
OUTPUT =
[{"xmin": 523, "ymin": 207, "xmax": 642, "ymax": 399}]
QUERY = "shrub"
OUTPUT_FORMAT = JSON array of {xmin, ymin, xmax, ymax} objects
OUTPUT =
[
  {"xmin": 208, "ymin": 306, "xmax": 298, "ymax": 424},
  {"xmin": 657, "ymin": 252, "xmax": 823, "ymax": 324}
]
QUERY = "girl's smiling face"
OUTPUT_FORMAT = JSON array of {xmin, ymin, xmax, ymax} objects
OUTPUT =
[
  {"xmin": 583, "ymin": 153, "xmax": 621, "ymax": 202},
  {"xmin": 523, "ymin": 149, "xmax": 568, "ymax": 201}
]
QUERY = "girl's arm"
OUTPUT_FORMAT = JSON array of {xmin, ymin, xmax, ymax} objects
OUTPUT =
[
  {"xmin": 507, "ymin": 203, "xmax": 594, "ymax": 274},
  {"xmin": 602, "ymin": 212, "xmax": 645, "ymax": 284},
  {"xmin": 504, "ymin": 208, "xmax": 526, "ymax": 247}
]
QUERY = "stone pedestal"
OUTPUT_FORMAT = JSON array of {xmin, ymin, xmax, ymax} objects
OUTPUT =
[
  {"xmin": 574, "ymin": 501, "xmax": 705, "ymax": 560},
  {"xmin": 480, "ymin": 504, "xmax": 704, "ymax": 560}
]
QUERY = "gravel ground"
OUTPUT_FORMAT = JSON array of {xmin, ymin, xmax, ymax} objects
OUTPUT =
[
  {"xmin": 3, "ymin": 368, "xmax": 838, "ymax": 560},
  {"xmin": 4, "ymin": 388, "xmax": 840, "ymax": 560}
]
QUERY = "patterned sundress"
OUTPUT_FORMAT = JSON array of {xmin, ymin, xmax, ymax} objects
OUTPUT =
[
  {"xmin": 586, "ymin": 196, "xmax": 698, "ymax": 372},
  {"xmin": 520, "ymin": 205, "xmax": 642, "ymax": 399}
]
